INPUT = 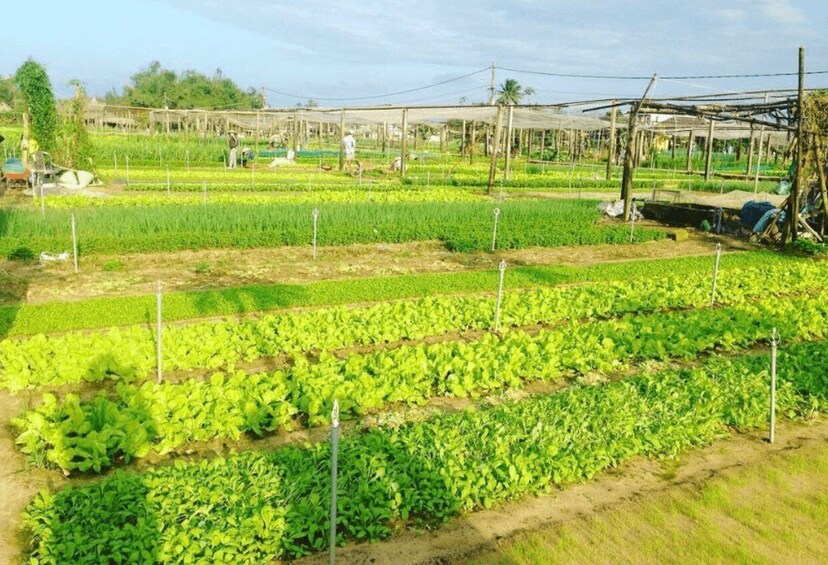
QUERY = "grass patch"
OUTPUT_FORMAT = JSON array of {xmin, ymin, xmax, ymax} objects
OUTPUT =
[{"xmin": 469, "ymin": 444, "xmax": 828, "ymax": 565}]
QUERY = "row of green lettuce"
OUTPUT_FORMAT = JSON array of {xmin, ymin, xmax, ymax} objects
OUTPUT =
[
  {"xmin": 2, "ymin": 260, "xmax": 824, "ymax": 391},
  {"xmin": 0, "ymin": 200, "xmax": 665, "ymax": 258},
  {"xmin": 0, "ymin": 250, "xmax": 795, "ymax": 337},
  {"xmin": 40, "ymin": 188, "xmax": 484, "ymax": 209},
  {"xmin": 14, "ymin": 291, "xmax": 828, "ymax": 473},
  {"xmin": 22, "ymin": 341, "xmax": 827, "ymax": 562}
]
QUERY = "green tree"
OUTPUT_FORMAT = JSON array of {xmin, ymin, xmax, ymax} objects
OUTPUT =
[
  {"xmin": 14, "ymin": 59, "xmax": 58, "ymax": 151},
  {"xmin": 0, "ymin": 76, "xmax": 17, "ymax": 107},
  {"xmin": 109, "ymin": 61, "xmax": 263, "ymax": 110},
  {"xmin": 496, "ymin": 78, "xmax": 535, "ymax": 105},
  {"xmin": 55, "ymin": 81, "xmax": 92, "ymax": 168}
]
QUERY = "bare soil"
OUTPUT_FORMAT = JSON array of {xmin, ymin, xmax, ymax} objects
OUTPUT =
[
  {"xmin": 0, "ymin": 392, "xmax": 61, "ymax": 564},
  {"xmin": 1, "ymin": 232, "xmax": 750, "ymax": 305},
  {"xmin": 293, "ymin": 418, "xmax": 828, "ymax": 565}
]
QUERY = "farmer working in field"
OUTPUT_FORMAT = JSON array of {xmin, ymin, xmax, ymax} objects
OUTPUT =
[
  {"xmin": 228, "ymin": 130, "xmax": 239, "ymax": 168},
  {"xmin": 342, "ymin": 130, "xmax": 356, "ymax": 171}
]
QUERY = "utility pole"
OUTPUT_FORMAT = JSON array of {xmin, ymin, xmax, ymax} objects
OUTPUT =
[
  {"xmin": 786, "ymin": 46, "xmax": 805, "ymax": 243},
  {"xmin": 488, "ymin": 62, "xmax": 496, "ymax": 105}
]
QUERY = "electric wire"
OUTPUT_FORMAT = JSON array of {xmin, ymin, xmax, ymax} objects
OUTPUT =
[
  {"xmin": 499, "ymin": 66, "xmax": 828, "ymax": 80},
  {"xmin": 264, "ymin": 67, "xmax": 489, "ymax": 102}
]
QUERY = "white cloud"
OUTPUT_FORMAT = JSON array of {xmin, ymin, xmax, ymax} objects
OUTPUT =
[
  {"xmin": 760, "ymin": 0, "xmax": 805, "ymax": 25},
  {"xmin": 715, "ymin": 8, "xmax": 746, "ymax": 22}
]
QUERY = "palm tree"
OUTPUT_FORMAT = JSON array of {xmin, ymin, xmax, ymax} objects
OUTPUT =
[{"xmin": 496, "ymin": 78, "xmax": 535, "ymax": 105}]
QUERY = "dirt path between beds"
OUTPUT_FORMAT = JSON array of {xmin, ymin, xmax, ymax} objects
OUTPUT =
[{"xmin": 1, "ymin": 232, "xmax": 751, "ymax": 305}]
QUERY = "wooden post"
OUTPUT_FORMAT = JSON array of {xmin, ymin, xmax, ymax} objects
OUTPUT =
[
  {"xmin": 469, "ymin": 121, "xmax": 476, "ymax": 164},
  {"xmin": 686, "ymin": 131, "xmax": 694, "ymax": 173},
  {"xmin": 504, "ymin": 105, "xmax": 515, "ymax": 180},
  {"xmin": 256, "ymin": 111, "xmax": 261, "ymax": 154},
  {"xmin": 811, "ymin": 136, "xmax": 828, "ymax": 235},
  {"xmin": 318, "ymin": 121, "xmax": 323, "ymax": 150},
  {"xmin": 312, "ymin": 208, "xmax": 319, "ymax": 259},
  {"xmin": 606, "ymin": 102, "xmax": 617, "ymax": 180},
  {"xmin": 329, "ymin": 399, "xmax": 340, "ymax": 565},
  {"xmin": 293, "ymin": 111, "xmax": 300, "ymax": 153},
  {"xmin": 338, "ymin": 109, "xmax": 345, "ymax": 172},
  {"xmin": 746, "ymin": 125, "xmax": 755, "ymax": 178},
  {"xmin": 621, "ymin": 75, "xmax": 658, "ymax": 221},
  {"xmin": 156, "ymin": 280, "xmax": 163, "ymax": 383},
  {"xmin": 540, "ymin": 130, "xmax": 546, "ymax": 162},
  {"xmin": 769, "ymin": 328, "xmax": 778, "ymax": 443},
  {"xmin": 71, "ymin": 214, "xmax": 78, "ymax": 274},
  {"xmin": 400, "ymin": 108, "xmax": 408, "ymax": 176},
  {"xmin": 753, "ymin": 126, "xmax": 766, "ymax": 193},
  {"xmin": 461, "ymin": 120, "xmax": 467, "ymax": 156},
  {"xmin": 639, "ymin": 131, "xmax": 645, "ymax": 167},
  {"xmin": 440, "ymin": 125, "xmax": 447, "ymax": 153},
  {"xmin": 704, "ymin": 119, "xmax": 715, "ymax": 182},
  {"xmin": 488, "ymin": 105, "xmax": 505, "ymax": 194}
]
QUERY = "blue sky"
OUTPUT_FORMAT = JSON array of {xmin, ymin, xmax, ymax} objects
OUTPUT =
[{"xmin": 2, "ymin": 0, "xmax": 825, "ymax": 106}]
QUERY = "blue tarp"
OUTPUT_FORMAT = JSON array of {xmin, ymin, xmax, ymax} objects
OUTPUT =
[
  {"xmin": 2, "ymin": 157, "xmax": 25, "ymax": 174},
  {"xmin": 740, "ymin": 201, "xmax": 776, "ymax": 229}
]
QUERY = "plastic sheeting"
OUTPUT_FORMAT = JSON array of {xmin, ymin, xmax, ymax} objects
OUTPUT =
[
  {"xmin": 58, "ymin": 170, "xmax": 98, "ymax": 189},
  {"xmin": 108, "ymin": 103, "xmax": 612, "ymax": 132}
]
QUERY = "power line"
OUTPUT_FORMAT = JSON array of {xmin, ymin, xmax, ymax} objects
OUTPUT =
[
  {"xmin": 498, "ymin": 66, "xmax": 828, "ymax": 81},
  {"xmin": 405, "ymin": 86, "xmax": 488, "ymax": 104},
  {"xmin": 499, "ymin": 67, "xmax": 651, "ymax": 80},
  {"xmin": 264, "ymin": 67, "xmax": 489, "ymax": 102},
  {"xmin": 664, "ymin": 70, "xmax": 828, "ymax": 80}
]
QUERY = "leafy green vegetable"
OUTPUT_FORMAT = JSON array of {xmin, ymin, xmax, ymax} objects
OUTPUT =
[
  {"xmin": 21, "ymin": 341, "xmax": 828, "ymax": 562},
  {"xmin": 15, "ymin": 290, "xmax": 828, "ymax": 472}
]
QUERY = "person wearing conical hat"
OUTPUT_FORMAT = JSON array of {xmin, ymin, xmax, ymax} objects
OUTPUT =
[{"xmin": 228, "ymin": 130, "xmax": 239, "ymax": 168}]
